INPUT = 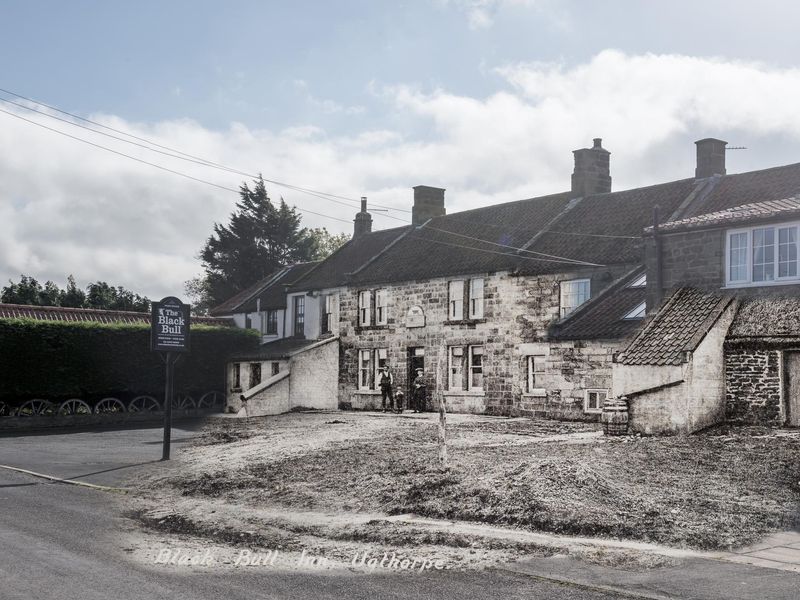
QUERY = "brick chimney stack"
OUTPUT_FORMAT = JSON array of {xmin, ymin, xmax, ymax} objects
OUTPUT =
[
  {"xmin": 571, "ymin": 138, "xmax": 611, "ymax": 196},
  {"xmin": 353, "ymin": 196, "xmax": 372, "ymax": 238},
  {"xmin": 695, "ymin": 138, "xmax": 727, "ymax": 179},
  {"xmin": 412, "ymin": 185, "xmax": 446, "ymax": 225}
]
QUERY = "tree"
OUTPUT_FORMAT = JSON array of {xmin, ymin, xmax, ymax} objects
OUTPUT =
[
  {"xmin": 86, "ymin": 282, "xmax": 150, "ymax": 312},
  {"xmin": 2, "ymin": 275, "xmax": 44, "ymax": 305},
  {"xmin": 59, "ymin": 275, "xmax": 86, "ymax": 308},
  {"xmin": 308, "ymin": 228, "xmax": 351, "ymax": 260},
  {"xmin": 197, "ymin": 176, "xmax": 321, "ymax": 308}
]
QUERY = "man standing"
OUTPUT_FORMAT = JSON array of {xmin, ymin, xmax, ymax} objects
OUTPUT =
[{"xmin": 379, "ymin": 365, "xmax": 394, "ymax": 412}]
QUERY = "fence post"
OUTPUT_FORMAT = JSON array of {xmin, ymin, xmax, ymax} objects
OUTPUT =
[{"xmin": 436, "ymin": 344, "xmax": 447, "ymax": 467}]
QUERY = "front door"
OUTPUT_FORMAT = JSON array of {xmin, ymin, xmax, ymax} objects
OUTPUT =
[
  {"xmin": 408, "ymin": 347, "xmax": 425, "ymax": 398},
  {"xmin": 785, "ymin": 351, "xmax": 800, "ymax": 426}
]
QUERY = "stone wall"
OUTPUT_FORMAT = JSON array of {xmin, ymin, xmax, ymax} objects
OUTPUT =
[
  {"xmin": 725, "ymin": 346, "xmax": 782, "ymax": 424},
  {"xmin": 337, "ymin": 265, "xmax": 632, "ymax": 416}
]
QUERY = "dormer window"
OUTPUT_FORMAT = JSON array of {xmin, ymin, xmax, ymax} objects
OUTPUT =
[
  {"xmin": 623, "ymin": 301, "xmax": 646, "ymax": 320},
  {"xmin": 726, "ymin": 224, "xmax": 799, "ymax": 286},
  {"xmin": 628, "ymin": 273, "xmax": 646, "ymax": 288},
  {"xmin": 560, "ymin": 278, "xmax": 590, "ymax": 317}
]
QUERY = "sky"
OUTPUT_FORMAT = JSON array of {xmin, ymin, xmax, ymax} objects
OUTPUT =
[{"xmin": 3, "ymin": 0, "xmax": 800, "ymax": 299}]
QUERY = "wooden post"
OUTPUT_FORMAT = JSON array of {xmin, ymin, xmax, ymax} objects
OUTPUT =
[{"xmin": 436, "ymin": 345, "xmax": 447, "ymax": 467}]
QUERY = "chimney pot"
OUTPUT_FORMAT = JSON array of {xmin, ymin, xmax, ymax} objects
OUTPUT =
[
  {"xmin": 695, "ymin": 138, "xmax": 727, "ymax": 179},
  {"xmin": 353, "ymin": 196, "xmax": 372, "ymax": 238},
  {"xmin": 571, "ymin": 138, "xmax": 611, "ymax": 196},
  {"xmin": 412, "ymin": 185, "xmax": 446, "ymax": 225}
]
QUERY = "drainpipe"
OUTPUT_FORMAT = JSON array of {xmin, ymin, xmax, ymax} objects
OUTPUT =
[{"xmin": 652, "ymin": 205, "xmax": 664, "ymax": 311}]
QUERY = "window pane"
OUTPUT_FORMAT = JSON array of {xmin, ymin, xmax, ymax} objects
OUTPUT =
[
  {"xmin": 469, "ymin": 278, "xmax": 484, "ymax": 318},
  {"xmin": 752, "ymin": 227, "xmax": 775, "ymax": 282},
  {"xmin": 449, "ymin": 280, "xmax": 464, "ymax": 320},
  {"xmin": 779, "ymin": 226, "xmax": 798, "ymax": 278},
  {"xmin": 469, "ymin": 345, "xmax": 483, "ymax": 390},
  {"xmin": 728, "ymin": 232, "xmax": 748, "ymax": 282},
  {"xmin": 449, "ymin": 346, "xmax": 464, "ymax": 390},
  {"xmin": 560, "ymin": 279, "xmax": 590, "ymax": 317}
]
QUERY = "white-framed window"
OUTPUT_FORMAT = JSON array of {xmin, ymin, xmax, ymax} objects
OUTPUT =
[
  {"xmin": 374, "ymin": 348, "xmax": 388, "ymax": 384},
  {"xmin": 468, "ymin": 345, "xmax": 484, "ymax": 390},
  {"xmin": 560, "ymin": 278, "xmax": 590, "ymax": 317},
  {"xmin": 469, "ymin": 278, "xmax": 484, "ymax": 319},
  {"xmin": 293, "ymin": 296, "xmax": 305, "ymax": 337},
  {"xmin": 526, "ymin": 355, "xmax": 546, "ymax": 392},
  {"xmin": 375, "ymin": 289, "xmax": 388, "ymax": 325},
  {"xmin": 726, "ymin": 223, "xmax": 800, "ymax": 286},
  {"xmin": 623, "ymin": 301, "xmax": 646, "ymax": 320},
  {"xmin": 585, "ymin": 389, "xmax": 608, "ymax": 413},
  {"xmin": 448, "ymin": 280, "xmax": 464, "ymax": 320},
  {"xmin": 358, "ymin": 290, "xmax": 371, "ymax": 326},
  {"xmin": 265, "ymin": 309, "xmax": 278, "ymax": 335},
  {"xmin": 448, "ymin": 346, "xmax": 464, "ymax": 390},
  {"xmin": 358, "ymin": 349, "xmax": 372, "ymax": 390}
]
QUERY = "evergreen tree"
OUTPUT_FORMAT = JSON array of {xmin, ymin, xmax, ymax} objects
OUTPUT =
[{"xmin": 197, "ymin": 176, "xmax": 319, "ymax": 307}]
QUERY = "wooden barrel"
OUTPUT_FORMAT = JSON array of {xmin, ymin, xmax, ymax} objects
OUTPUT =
[{"xmin": 601, "ymin": 396, "xmax": 629, "ymax": 436}]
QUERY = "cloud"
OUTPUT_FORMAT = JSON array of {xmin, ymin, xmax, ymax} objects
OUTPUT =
[
  {"xmin": 4, "ymin": 50, "xmax": 800, "ymax": 298},
  {"xmin": 441, "ymin": 0, "xmax": 542, "ymax": 30}
]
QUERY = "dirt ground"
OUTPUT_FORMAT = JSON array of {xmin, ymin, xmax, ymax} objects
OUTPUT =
[{"xmin": 131, "ymin": 411, "xmax": 800, "ymax": 569}]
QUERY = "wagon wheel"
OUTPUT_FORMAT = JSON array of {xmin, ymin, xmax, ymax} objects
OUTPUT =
[
  {"xmin": 17, "ymin": 399, "xmax": 54, "ymax": 417},
  {"xmin": 57, "ymin": 398, "xmax": 92, "ymax": 416},
  {"xmin": 172, "ymin": 394, "xmax": 196, "ymax": 410},
  {"xmin": 94, "ymin": 397, "xmax": 126, "ymax": 414},
  {"xmin": 128, "ymin": 395, "xmax": 161, "ymax": 413},
  {"xmin": 198, "ymin": 391, "xmax": 224, "ymax": 409}
]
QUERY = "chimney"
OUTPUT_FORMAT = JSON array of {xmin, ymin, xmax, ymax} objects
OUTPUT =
[
  {"xmin": 353, "ymin": 196, "xmax": 372, "ymax": 238},
  {"xmin": 695, "ymin": 138, "xmax": 727, "ymax": 179},
  {"xmin": 412, "ymin": 185, "xmax": 446, "ymax": 225},
  {"xmin": 571, "ymin": 138, "xmax": 611, "ymax": 196}
]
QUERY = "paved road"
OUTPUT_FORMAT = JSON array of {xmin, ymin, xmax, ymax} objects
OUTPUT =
[{"xmin": 0, "ymin": 427, "xmax": 617, "ymax": 600}]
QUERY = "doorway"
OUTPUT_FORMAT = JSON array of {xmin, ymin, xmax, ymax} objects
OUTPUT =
[
  {"xmin": 785, "ymin": 351, "xmax": 800, "ymax": 426},
  {"xmin": 408, "ymin": 347, "xmax": 425, "ymax": 407}
]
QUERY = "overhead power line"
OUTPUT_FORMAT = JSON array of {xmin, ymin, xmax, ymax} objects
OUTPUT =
[{"xmin": 0, "ymin": 86, "xmax": 411, "ymax": 214}]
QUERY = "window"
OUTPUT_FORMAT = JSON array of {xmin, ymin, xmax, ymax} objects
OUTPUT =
[
  {"xmin": 293, "ymin": 296, "xmax": 305, "ymax": 337},
  {"xmin": 629, "ymin": 273, "xmax": 647, "ymax": 288},
  {"xmin": 322, "ymin": 295, "xmax": 334, "ymax": 334},
  {"xmin": 727, "ymin": 224, "xmax": 800, "ymax": 285},
  {"xmin": 448, "ymin": 346, "xmax": 464, "ymax": 390},
  {"xmin": 358, "ymin": 291, "xmax": 371, "ymax": 326},
  {"xmin": 232, "ymin": 363, "xmax": 241, "ymax": 389},
  {"xmin": 249, "ymin": 363, "xmax": 262, "ymax": 389},
  {"xmin": 623, "ymin": 301, "xmax": 646, "ymax": 320},
  {"xmin": 448, "ymin": 280, "xmax": 464, "ymax": 320},
  {"xmin": 469, "ymin": 278, "xmax": 484, "ymax": 319},
  {"xmin": 271, "ymin": 362, "xmax": 280, "ymax": 376},
  {"xmin": 358, "ymin": 350, "xmax": 372, "ymax": 390},
  {"xmin": 245, "ymin": 315, "xmax": 252, "ymax": 329},
  {"xmin": 468, "ymin": 346, "xmax": 484, "ymax": 390},
  {"xmin": 560, "ymin": 279, "xmax": 590, "ymax": 317},
  {"xmin": 374, "ymin": 348, "xmax": 388, "ymax": 384},
  {"xmin": 752, "ymin": 227, "xmax": 775, "ymax": 282},
  {"xmin": 526, "ymin": 355, "xmax": 546, "ymax": 392},
  {"xmin": 375, "ymin": 289, "xmax": 388, "ymax": 325},
  {"xmin": 585, "ymin": 389, "xmax": 608, "ymax": 413},
  {"xmin": 265, "ymin": 310, "xmax": 278, "ymax": 335}
]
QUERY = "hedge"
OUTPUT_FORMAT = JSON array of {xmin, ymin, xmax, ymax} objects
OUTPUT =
[{"xmin": 0, "ymin": 319, "xmax": 259, "ymax": 405}]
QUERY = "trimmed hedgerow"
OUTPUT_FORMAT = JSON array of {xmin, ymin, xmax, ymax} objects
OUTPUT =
[{"xmin": 0, "ymin": 319, "xmax": 259, "ymax": 405}]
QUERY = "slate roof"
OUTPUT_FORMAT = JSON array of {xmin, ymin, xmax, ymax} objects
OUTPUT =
[
  {"xmin": 650, "ymin": 196, "xmax": 800, "ymax": 234},
  {"xmin": 209, "ymin": 261, "xmax": 319, "ymax": 316},
  {"xmin": 0, "ymin": 303, "xmax": 234, "ymax": 326},
  {"xmin": 230, "ymin": 336, "xmax": 335, "ymax": 361},
  {"xmin": 729, "ymin": 296, "xmax": 800, "ymax": 338},
  {"xmin": 616, "ymin": 288, "xmax": 733, "ymax": 366},
  {"xmin": 290, "ymin": 226, "xmax": 411, "ymax": 291},
  {"xmin": 519, "ymin": 179, "xmax": 698, "ymax": 275},
  {"xmin": 687, "ymin": 162, "xmax": 800, "ymax": 217},
  {"xmin": 549, "ymin": 270, "xmax": 647, "ymax": 341}
]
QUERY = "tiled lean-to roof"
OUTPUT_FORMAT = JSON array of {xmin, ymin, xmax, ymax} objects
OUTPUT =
[
  {"xmin": 616, "ymin": 288, "xmax": 733, "ymax": 366},
  {"xmin": 0, "ymin": 303, "xmax": 234, "ymax": 326},
  {"xmin": 550, "ymin": 270, "xmax": 647, "ymax": 341},
  {"xmin": 650, "ymin": 196, "xmax": 800, "ymax": 234},
  {"xmin": 729, "ymin": 296, "xmax": 800, "ymax": 339}
]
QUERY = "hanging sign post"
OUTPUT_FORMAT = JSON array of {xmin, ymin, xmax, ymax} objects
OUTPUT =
[{"xmin": 150, "ymin": 296, "xmax": 191, "ymax": 461}]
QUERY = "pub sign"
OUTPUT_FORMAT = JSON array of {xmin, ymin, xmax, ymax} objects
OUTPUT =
[{"xmin": 151, "ymin": 296, "xmax": 191, "ymax": 352}]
